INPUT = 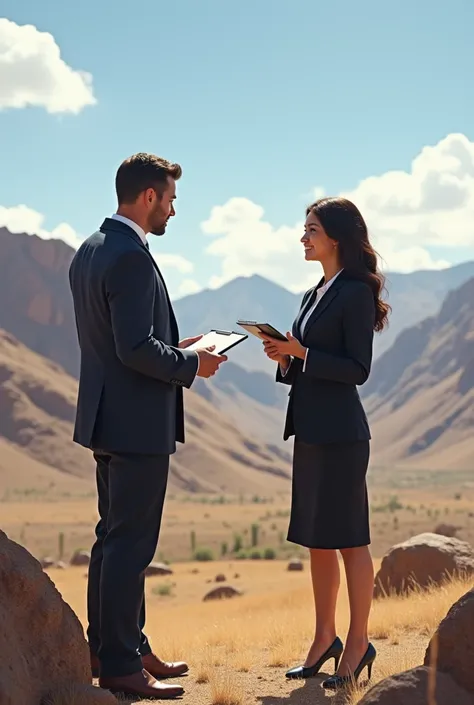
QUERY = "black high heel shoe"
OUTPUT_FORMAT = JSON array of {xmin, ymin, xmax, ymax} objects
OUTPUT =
[
  {"xmin": 285, "ymin": 637, "xmax": 344, "ymax": 679},
  {"xmin": 322, "ymin": 643, "xmax": 376, "ymax": 690}
]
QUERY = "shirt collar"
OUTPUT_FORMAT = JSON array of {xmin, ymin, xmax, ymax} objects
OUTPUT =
[
  {"xmin": 111, "ymin": 213, "xmax": 147, "ymax": 245},
  {"xmin": 320, "ymin": 269, "xmax": 343, "ymax": 293}
]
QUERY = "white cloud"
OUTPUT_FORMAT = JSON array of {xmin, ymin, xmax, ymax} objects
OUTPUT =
[
  {"xmin": 0, "ymin": 18, "xmax": 96, "ymax": 114},
  {"xmin": 176, "ymin": 279, "xmax": 202, "ymax": 297},
  {"xmin": 342, "ymin": 133, "xmax": 474, "ymax": 251},
  {"xmin": 0, "ymin": 204, "xmax": 83, "ymax": 249},
  {"xmin": 153, "ymin": 253, "xmax": 194, "ymax": 274},
  {"xmin": 201, "ymin": 133, "xmax": 474, "ymax": 289}
]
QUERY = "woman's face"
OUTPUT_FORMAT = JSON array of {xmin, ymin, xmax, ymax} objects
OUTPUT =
[{"xmin": 301, "ymin": 211, "xmax": 336, "ymax": 262}]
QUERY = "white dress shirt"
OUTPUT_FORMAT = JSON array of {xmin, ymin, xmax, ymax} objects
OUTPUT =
[
  {"xmin": 111, "ymin": 213, "xmax": 148, "ymax": 245},
  {"xmin": 281, "ymin": 269, "xmax": 343, "ymax": 375}
]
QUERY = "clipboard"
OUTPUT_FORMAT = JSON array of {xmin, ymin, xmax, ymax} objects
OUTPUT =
[
  {"xmin": 237, "ymin": 320, "xmax": 288, "ymax": 341},
  {"xmin": 185, "ymin": 329, "xmax": 248, "ymax": 354}
]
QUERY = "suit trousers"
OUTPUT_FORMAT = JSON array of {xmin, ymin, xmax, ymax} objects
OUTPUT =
[{"xmin": 87, "ymin": 450, "xmax": 170, "ymax": 677}]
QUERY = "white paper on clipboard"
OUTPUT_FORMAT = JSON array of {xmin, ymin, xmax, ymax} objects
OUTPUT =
[{"xmin": 185, "ymin": 330, "xmax": 248, "ymax": 354}]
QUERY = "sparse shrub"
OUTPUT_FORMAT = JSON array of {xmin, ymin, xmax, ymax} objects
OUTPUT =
[
  {"xmin": 250, "ymin": 550, "xmax": 262, "ymax": 560},
  {"xmin": 233, "ymin": 534, "xmax": 243, "ymax": 553},
  {"xmin": 58, "ymin": 531, "xmax": 65, "ymax": 560},
  {"xmin": 251, "ymin": 523, "xmax": 260, "ymax": 547},
  {"xmin": 221, "ymin": 542, "xmax": 228, "ymax": 557},
  {"xmin": 153, "ymin": 582, "xmax": 174, "ymax": 597},
  {"xmin": 388, "ymin": 496, "xmax": 403, "ymax": 512},
  {"xmin": 235, "ymin": 550, "xmax": 248, "ymax": 560},
  {"xmin": 194, "ymin": 548, "xmax": 214, "ymax": 562},
  {"xmin": 190, "ymin": 530, "xmax": 196, "ymax": 552},
  {"xmin": 263, "ymin": 548, "xmax": 276, "ymax": 560}
]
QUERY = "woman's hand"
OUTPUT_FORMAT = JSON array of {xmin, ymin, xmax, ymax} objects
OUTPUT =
[
  {"xmin": 262, "ymin": 339, "xmax": 289, "ymax": 367},
  {"xmin": 261, "ymin": 332, "xmax": 307, "ymax": 363}
]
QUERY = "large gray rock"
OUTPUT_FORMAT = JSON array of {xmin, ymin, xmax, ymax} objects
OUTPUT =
[
  {"xmin": 425, "ymin": 588, "xmax": 474, "ymax": 695},
  {"xmin": 359, "ymin": 666, "xmax": 473, "ymax": 705},
  {"xmin": 374, "ymin": 533, "xmax": 474, "ymax": 598}
]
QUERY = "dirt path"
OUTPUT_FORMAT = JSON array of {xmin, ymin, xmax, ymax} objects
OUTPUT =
[{"xmin": 107, "ymin": 634, "xmax": 426, "ymax": 705}]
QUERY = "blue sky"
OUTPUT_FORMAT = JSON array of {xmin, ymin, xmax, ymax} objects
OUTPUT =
[{"xmin": 1, "ymin": 0, "xmax": 473, "ymax": 296}]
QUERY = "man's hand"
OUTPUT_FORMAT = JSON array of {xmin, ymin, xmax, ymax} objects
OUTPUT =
[
  {"xmin": 195, "ymin": 346, "xmax": 227, "ymax": 378},
  {"xmin": 179, "ymin": 334, "xmax": 203, "ymax": 349}
]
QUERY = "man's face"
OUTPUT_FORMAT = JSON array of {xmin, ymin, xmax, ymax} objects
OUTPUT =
[{"xmin": 147, "ymin": 176, "xmax": 176, "ymax": 236}]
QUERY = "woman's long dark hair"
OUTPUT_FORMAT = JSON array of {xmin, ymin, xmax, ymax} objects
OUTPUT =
[{"xmin": 307, "ymin": 197, "xmax": 390, "ymax": 332}]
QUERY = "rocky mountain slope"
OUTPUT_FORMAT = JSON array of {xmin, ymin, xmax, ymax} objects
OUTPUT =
[
  {"xmin": 365, "ymin": 277, "xmax": 474, "ymax": 469},
  {"xmin": 0, "ymin": 329, "xmax": 291, "ymax": 496}
]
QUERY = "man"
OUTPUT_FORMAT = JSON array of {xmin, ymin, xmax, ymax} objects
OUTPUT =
[{"xmin": 69, "ymin": 153, "xmax": 226, "ymax": 699}]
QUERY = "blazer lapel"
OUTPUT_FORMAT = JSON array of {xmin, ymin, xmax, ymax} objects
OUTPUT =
[
  {"xmin": 101, "ymin": 219, "xmax": 179, "ymax": 336},
  {"xmin": 292, "ymin": 279, "xmax": 322, "ymax": 339},
  {"xmin": 300, "ymin": 275, "xmax": 347, "ymax": 341}
]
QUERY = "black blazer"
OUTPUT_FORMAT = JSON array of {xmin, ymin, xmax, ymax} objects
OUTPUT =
[
  {"xmin": 69, "ymin": 218, "xmax": 198, "ymax": 456},
  {"xmin": 277, "ymin": 271, "xmax": 375, "ymax": 444}
]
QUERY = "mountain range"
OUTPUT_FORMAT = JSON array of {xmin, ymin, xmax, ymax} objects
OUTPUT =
[
  {"xmin": 0, "ymin": 224, "xmax": 473, "ymax": 494},
  {"xmin": 0, "ymin": 328, "xmax": 292, "ymax": 496},
  {"xmin": 364, "ymin": 277, "xmax": 474, "ymax": 470},
  {"xmin": 174, "ymin": 263, "xmax": 474, "ymax": 369}
]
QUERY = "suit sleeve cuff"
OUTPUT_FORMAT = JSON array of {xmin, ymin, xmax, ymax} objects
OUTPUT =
[
  {"xmin": 280, "ymin": 356, "xmax": 293, "ymax": 376},
  {"xmin": 302, "ymin": 348, "xmax": 309, "ymax": 372}
]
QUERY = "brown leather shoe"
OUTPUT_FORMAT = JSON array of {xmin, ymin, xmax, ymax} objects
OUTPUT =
[
  {"xmin": 90, "ymin": 652, "xmax": 188, "ymax": 679},
  {"xmin": 99, "ymin": 669, "xmax": 184, "ymax": 699},
  {"xmin": 142, "ymin": 652, "xmax": 189, "ymax": 679}
]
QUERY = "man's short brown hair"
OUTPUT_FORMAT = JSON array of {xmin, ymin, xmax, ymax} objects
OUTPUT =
[{"xmin": 115, "ymin": 153, "xmax": 182, "ymax": 204}]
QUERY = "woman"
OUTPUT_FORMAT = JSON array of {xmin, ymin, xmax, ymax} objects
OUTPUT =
[{"xmin": 262, "ymin": 197, "xmax": 389, "ymax": 690}]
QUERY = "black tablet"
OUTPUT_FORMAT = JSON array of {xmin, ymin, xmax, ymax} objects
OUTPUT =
[{"xmin": 236, "ymin": 320, "xmax": 287, "ymax": 341}]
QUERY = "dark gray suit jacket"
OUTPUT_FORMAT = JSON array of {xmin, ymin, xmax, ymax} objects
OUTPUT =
[
  {"xmin": 277, "ymin": 271, "xmax": 375, "ymax": 444},
  {"xmin": 69, "ymin": 218, "xmax": 198, "ymax": 456}
]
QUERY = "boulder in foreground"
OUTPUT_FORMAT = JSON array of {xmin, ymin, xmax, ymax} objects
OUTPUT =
[
  {"xmin": 374, "ymin": 533, "xmax": 474, "ymax": 598},
  {"xmin": 0, "ymin": 530, "xmax": 92, "ymax": 705},
  {"xmin": 358, "ymin": 666, "xmax": 473, "ymax": 705},
  {"xmin": 425, "ymin": 588, "xmax": 474, "ymax": 695},
  {"xmin": 42, "ymin": 683, "xmax": 117, "ymax": 704}
]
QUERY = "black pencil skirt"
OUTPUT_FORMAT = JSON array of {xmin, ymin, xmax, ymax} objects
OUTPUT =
[{"xmin": 287, "ymin": 440, "xmax": 371, "ymax": 550}]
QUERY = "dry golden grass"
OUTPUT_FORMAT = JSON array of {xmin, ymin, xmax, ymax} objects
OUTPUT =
[
  {"xmin": 209, "ymin": 668, "xmax": 245, "ymax": 705},
  {"xmin": 46, "ymin": 560, "xmax": 473, "ymax": 705}
]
